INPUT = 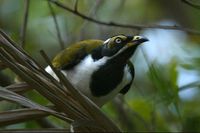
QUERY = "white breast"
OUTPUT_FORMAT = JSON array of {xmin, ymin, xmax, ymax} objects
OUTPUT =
[
  {"xmin": 64, "ymin": 55, "xmax": 108, "ymax": 97},
  {"xmin": 45, "ymin": 55, "xmax": 132, "ymax": 106}
]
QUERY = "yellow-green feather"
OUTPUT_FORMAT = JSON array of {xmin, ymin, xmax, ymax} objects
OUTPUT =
[{"xmin": 52, "ymin": 40, "xmax": 103, "ymax": 69}]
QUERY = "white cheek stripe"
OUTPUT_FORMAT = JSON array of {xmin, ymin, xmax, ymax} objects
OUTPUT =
[{"xmin": 103, "ymin": 38, "xmax": 110, "ymax": 44}]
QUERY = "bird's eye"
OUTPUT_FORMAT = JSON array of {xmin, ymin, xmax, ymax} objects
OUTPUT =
[
  {"xmin": 134, "ymin": 36, "xmax": 141, "ymax": 40},
  {"xmin": 115, "ymin": 38, "xmax": 122, "ymax": 44}
]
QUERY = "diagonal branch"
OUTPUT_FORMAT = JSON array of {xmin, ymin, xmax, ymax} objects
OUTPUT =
[
  {"xmin": 5, "ymin": 82, "xmax": 31, "ymax": 95},
  {"xmin": 20, "ymin": 0, "xmax": 30, "ymax": 48},
  {"xmin": 48, "ymin": 0, "xmax": 200, "ymax": 35},
  {"xmin": 182, "ymin": 0, "xmax": 200, "ymax": 10},
  {"xmin": 47, "ymin": 1, "xmax": 65, "ymax": 50},
  {"xmin": 179, "ymin": 81, "xmax": 200, "ymax": 91},
  {"xmin": 0, "ymin": 108, "xmax": 49, "ymax": 126},
  {"xmin": 0, "ymin": 87, "xmax": 72, "ymax": 123},
  {"xmin": 0, "ymin": 129, "xmax": 69, "ymax": 133},
  {"xmin": 74, "ymin": 0, "xmax": 79, "ymax": 12}
]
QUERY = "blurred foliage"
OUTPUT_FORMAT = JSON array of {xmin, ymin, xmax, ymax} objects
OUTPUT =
[{"xmin": 0, "ymin": 0, "xmax": 200, "ymax": 132}]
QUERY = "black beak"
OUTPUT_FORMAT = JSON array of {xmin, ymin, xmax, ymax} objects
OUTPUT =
[
  {"xmin": 138, "ymin": 37, "xmax": 149, "ymax": 44},
  {"xmin": 126, "ymin": 36, "xmax": 149, "ymax": 47},
  {"xmin": 126, "ymin": 35, "xmax": 149, "ymax": 44},
  {"xmin": 133, "ymin": 36, "xmax": 149, "ymax": 44},
  {"xmin": 138, "ymin": 37, "xmax": 149, "ymax": 43}
]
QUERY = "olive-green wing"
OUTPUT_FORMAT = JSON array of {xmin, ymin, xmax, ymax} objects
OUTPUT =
[{"xmin": 52, "ymin": 40, "xmax": 103, "ymax": 70}]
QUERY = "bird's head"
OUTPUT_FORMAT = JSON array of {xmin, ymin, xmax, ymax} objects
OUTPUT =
[{"xmin": 100, "ymin": 35, "xmax": 148, "ymax": 61}]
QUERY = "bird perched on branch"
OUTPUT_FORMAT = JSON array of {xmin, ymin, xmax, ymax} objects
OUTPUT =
[{"xmin": 46, "ymin": 35, "xmax": 148, "ymax": 106}]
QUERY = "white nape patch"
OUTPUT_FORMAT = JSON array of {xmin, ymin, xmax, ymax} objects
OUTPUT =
[
  {"xmin": 103, "ymin": 38, "xmax": 110, "ymax": 44},
  {"xmin": 45, "ymin": 66, "xmax": 59, "ymax": 80}
]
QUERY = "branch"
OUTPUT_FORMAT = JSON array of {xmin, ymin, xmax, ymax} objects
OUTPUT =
[
  {"xmin": 112, "ymin": 97, "xmax": 134, "ymax": 131},
  {"xmin": 0, "ymin": 86, "xmax": 72, "ymax": 123},
  {"xmin": 5, "ymin": 82, "xmax": 31, "ymax": 94},
  {"xmin": 0, "ymin": 108, "xmax": 49, "ymax": 126},
  {"xmin": 182, "ymin": 0, "xmax": 200, "ymax": 10},
  {"xmin": 113, "ymin": 95, "xmax": 150, "ymax": 131},
  {"xmin": 47, "ymin": 1, "xmax": 64, "ymax": 50},
  {"xmin": 179, "ymin": 81, "xmax": 200, "ymax": 91},
  {"xmin": 79, "ymin": 0, "xmax": 103, "ymax": 39},
  {"xmin": 0, "ymin": 129, "xmax": 69, "ymax": 133},
  {"xmin": 48, "ymin": 0, "xmax": 200, "ymax": 35},
  {"xmin": 20, "ymin": 0, "xmax": 30, "ymax": 48},
  {"xmin": 74, "ymin": 0, "xmax": 79, "ymax": 12}
]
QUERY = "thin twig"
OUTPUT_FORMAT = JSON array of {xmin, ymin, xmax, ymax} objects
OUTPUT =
[
  {"xmin": 5, "ymin": 82, "xmax": 31, "ymax": 94},
  {"xmin": 74, "ymin": 0, "xmax": 79, "ymax": 12},
  {"xmin": 48, "ymin": 0, "xmax": 200, "ymax": 35},
  {"xmin": 179, "ymin": 81, "xmax": 200, "ymax": 91},
  {"xmin": 182, "ymin": 0, "xmax": 200, "ymax": 9},
  {"xmin": 0, "ymin": 129, "xmax": 69, "ymax": 133},
  {"xmin": 112, "ymin": 98, "xmax": 134, "ymax": 131},
  {"xmin": 20, "ymin": 0, "xmax": 30, "ymax": 48},
  {"xmin": 79, "ymin": 0, "xmax": 103, "ymax": 39},
  {"xmin": 48, "ymin": 1, "xmax": 65, "ymax": 50},
  {"xmin": 113, "ymin": 95, "xmax": 150, "ymax": 131}
]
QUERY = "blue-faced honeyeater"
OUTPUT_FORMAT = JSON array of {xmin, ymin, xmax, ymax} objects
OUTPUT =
[{"xmin": 46, "ymin": 35, "xmax": 148, "ymax": 107}]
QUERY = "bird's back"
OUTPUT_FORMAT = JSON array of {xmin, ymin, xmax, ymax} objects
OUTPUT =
[{"xmin": 52, "ymin": 40, "xmax": 103, "ymax": 70}]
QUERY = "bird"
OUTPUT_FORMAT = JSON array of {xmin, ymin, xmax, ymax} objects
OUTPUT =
[{"xmin": 45, "ymin": 35, "xmax": 148, "ymax": 107}]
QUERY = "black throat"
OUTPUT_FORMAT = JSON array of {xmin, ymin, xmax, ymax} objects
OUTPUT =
[
  {"xmin": 90, "ymin": 45, "xmax": 138, "ymax": 97},
  {"xmin": 90, "ymin": 58, "xmax": 126, "ymax": 97}
]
